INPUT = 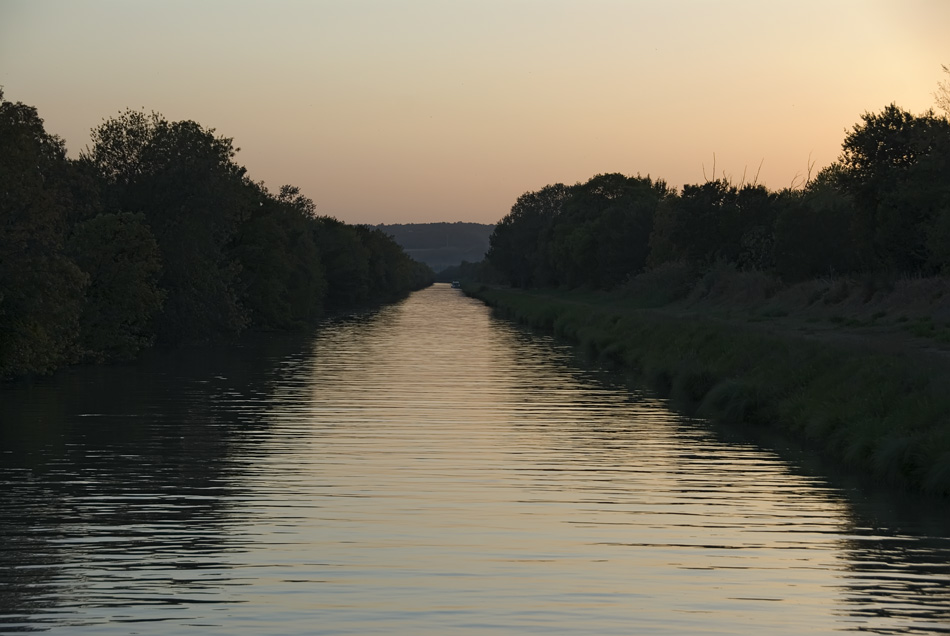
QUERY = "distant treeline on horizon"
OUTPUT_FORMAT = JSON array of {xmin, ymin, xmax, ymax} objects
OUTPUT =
[
  {"xmin": 376, "ymin": 222, "xmax": 494, "ymax": 273},
  {"xmin": 483, "ymin": 103, "xmax": 950, "ymax": 289},
  {"xmin": 0, "ymin": 90, "xmax": 433, "ymax": 381}
]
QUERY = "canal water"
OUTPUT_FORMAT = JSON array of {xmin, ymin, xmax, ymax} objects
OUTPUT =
[{"xmin": 1, "ymin": 283, "xmax": 949, "ymax": 634}]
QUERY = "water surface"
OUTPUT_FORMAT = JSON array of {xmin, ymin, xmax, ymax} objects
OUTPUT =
[{"xmin": 2, "ymin": 284, "xmax": 949, "ymax": 634}]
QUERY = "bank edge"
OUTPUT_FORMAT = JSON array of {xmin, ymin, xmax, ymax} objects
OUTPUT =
[{"xmin": 465, "ymin": 284, "xmax": 950, "ymax": 497}]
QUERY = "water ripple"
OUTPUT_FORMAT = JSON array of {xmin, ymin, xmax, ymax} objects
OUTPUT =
[{"xmin": 2, "ymin": 284, "xmax": 950, "ymax": 634}]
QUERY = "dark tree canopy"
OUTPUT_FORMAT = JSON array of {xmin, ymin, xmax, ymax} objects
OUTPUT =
[
  {"xmin": 488, "ymin": 182, "xmax": 571, "ymax": 288},
  {"xmin": 488, "ymin": 175, "xmax": 670, "ymax": 289},
  {"xmin": 69, "ymin": 212, "xmax": 165, "ymax": 361},
  {"xmin": 486, "ymin": 104, "xmax": 950, "ymax": 290},
  {"xmin": 0, "ymin": 90, "xmax": 87, "ymax": 377},
  {"xmin": 837, "ymin": 104, "xmax": 950, "ymax": 272},
  {"xmin": 82, "ymin": 109, "xmax": 253, "ymax": 342},
  {"xmin": 0, "ymin": 93, "xmax": 432, "ymax": 380}
]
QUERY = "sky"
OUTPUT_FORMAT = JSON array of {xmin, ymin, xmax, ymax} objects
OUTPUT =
[{"xmin": 1, "ymin": 0, "xmax": 948, "ymax": 225}]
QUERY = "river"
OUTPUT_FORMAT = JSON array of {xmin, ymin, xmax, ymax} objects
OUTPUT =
[{"xmin": 1, "ymin": 283, "xmax": 949, "ymax": 634}]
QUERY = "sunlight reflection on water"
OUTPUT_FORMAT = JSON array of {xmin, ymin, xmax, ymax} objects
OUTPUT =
[{"xmin": 1, "ymin": 284, "xmax": 949, "ymax": 634}]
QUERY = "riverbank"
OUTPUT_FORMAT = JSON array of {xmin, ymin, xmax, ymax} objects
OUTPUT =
[{"xmin": 465, "ymin": 271, "xmax": 950, "ymax": 496}]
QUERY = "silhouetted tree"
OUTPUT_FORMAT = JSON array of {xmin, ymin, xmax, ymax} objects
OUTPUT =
[
  {"xmin": 548, "ymin": 174, "xmax": 670, "ymax": 287},
  {"xmin": 772, "ymin": 171, "xmax": 857, "ymax": 281},
  {"xmin": 734, "ymin": 185, "xmax": 777, "ymax": 270},
  {"xmin": 647, "ymin": 180, "xmax": 738, "ymax": 267},
  {"xmin": 82, "ymin": 110, "xmax": 252, "ymax": 342},
  {"xmin": 488, "ymin": 183, "xmax": 569, "ymax": 287},
  {"xmin": 312, "ymin": 216, "xmax": 373, "ymax": 307},
  {"xmin": 488, "ymin": 175, "xmax": 672, "ymax": 289},
  {"xmin": 0, "ymin": 93, "xmax": 432, "ymax": 380},
  {"xmin": 69, "ymin": 212, "xmax": 165, "ymax": 361},
  {"xmin": 0, "ymin": 90, "xmax": 88, "ymax": 378},
  {"xmin": 838, "ymin": 104, "xmax": 950, "ymax": 272},
  {"xmin": 232, "ymin": 183, "xmax": 327, "ymax": 328}
]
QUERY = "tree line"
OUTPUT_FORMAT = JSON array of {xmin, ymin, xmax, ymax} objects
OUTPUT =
[
  {"xmin": 486, "ymin": 103, "xmax": 950, "ymax": 289},
  {"xmin": 377, "ymin": 222, "xmax": 495, "ymax": 273},
  {"xmin": 0, "ymin": 91, "xmax": 433, "ymax": 380}
]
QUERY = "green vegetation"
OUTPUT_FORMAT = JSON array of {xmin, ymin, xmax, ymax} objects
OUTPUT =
[
  {"xmin": 467, "ymin": 277, "xmax": 950, "ymax": 496},
  {"xmin": 466, "ymin": 97, "xmax": 950, "ymax": 496},
  {"xmin": 0, "ymin": 91, "xmax": 432, "ymax": 380},
  {"xmin": 484, "ymin": 104, "xmax": 950, "ymax": 288}
]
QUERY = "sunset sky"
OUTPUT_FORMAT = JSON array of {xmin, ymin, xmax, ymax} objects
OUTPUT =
[{"xmin": 2, "ymin": 0, "xmax": 948, "ymax": 224}]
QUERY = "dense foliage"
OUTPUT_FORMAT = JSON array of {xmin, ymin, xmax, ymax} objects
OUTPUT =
[
  {"xmin": 0, "ymin": 92, "xmax": 432, "ymax": 380},
  {"xmin": 487, "ymin": 104, "xmax": 950, "ymax": 288}
]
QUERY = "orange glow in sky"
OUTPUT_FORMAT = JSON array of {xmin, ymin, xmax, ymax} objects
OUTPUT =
[{"xmin": 1, "ymin": 0, "xmax": 948, "ymax": 224}]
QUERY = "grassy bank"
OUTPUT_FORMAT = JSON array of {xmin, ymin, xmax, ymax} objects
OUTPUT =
[{"xmin": 465, "ymin": 275, "xmax": 950, "ymax": 496}]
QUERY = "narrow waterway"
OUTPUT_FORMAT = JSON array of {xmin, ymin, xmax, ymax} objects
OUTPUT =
[{"xmin": 1, "ymin": 283, "xmax": 949, "ymax": 634}]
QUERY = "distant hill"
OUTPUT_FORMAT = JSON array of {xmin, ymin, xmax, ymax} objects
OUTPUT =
[{"xmin": 376, "ymin": 222, "xmax": 494, "ymax": 272}]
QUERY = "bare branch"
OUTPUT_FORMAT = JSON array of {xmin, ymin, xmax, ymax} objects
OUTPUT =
[
  {"xmin": 935, "ymin": 64, "xmax": 950, "ymax": 115},
  {"xmin": 702, "ymin": 152, "xmax": 717, "ymax": 183}
]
